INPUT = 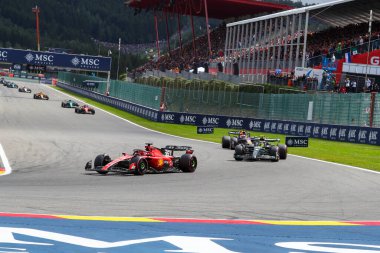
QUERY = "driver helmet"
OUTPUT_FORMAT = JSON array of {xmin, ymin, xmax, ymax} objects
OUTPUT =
[
  {"xmin": 145, "ymin": 143, "xmax": 153, "ymax": 151},
  {"xmin": 239, "ymin": 130, "xmax": 246, "ymax": 138}
]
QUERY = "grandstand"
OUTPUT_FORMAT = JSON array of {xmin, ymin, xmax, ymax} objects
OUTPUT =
[{"xmin": 128, "ymin": 0, "xmax": 380, "ymax": 92}]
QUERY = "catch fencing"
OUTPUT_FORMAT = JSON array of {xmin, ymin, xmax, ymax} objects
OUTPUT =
[{"xmin": 57, "ymin": 75, "xmax": 380, "ymax": 145}]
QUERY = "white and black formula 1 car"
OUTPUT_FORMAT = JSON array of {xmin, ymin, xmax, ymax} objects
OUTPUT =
[
  {"xmin": 18, "ymin": 86, "xmax": 32, "ymax": 93},
  {"xmin": 233, "ymin": 136, "xmax": 287, "ymax": 162}
]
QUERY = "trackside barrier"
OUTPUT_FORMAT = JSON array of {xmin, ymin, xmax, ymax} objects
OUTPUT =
[
  {"xmin": 58, "ymin": 82, "xmax": 158, "ymax": 121},
  {"xmin": 57, "ymin": 82, "xmax": 380, "ymax": 146}
]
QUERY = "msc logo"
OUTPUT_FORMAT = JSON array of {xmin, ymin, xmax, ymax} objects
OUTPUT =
[
  {"xmin": 263, "ymin": 122, "xmax": 271, "ymax": 130},
  {"xmin": 250, "ymin": 120, "xmax": 262, "ymax": 129},
  {"xmin": 313, "ymin": 126, "xmax": 320, "ymax": 135},
  {"xmin": 370, "ymin": 56, "xmax": 380, "ymax": 65},
  {"xmin": 0, "ymin": 51, "xmax": 8, "ymax": 58},
  {"xmin": 226, "ymin": 119, "xmax": 243, "ymax": 128},
  {"xmin": 180, "ymin": 115, "xmax": 196, "ymax": 124},
  {"xmin": 348, "ymin": 129, "xmax": 357, "ymax": 139},
  {"xmin": 297, "ymin": 125, "xmax": 305, "ymax": 134},
  {"xmin": 26, "ymin": 53, "xmax": 54, "ymax": 63},
  {"xmin": 71, "ymin": 57, "xmax": 100, "ymax": 66},
  {"xmin": 161, "ymin": 114, "xmax": 175, "ymax": 121},
  {"xmin": 358, "ymin": 130, "xmax": 367, "ymax": 140},
  {"xmin": 321, "ymin": 127, "xmax": 329, "ymax": 136},
  {"xmin": 329, "ymin": 128, "xmax": 338, "ymax": 138},
  {"xmin": 285, "ymin": 136, "xmax": 308, "ymax": 147},
  {"xmin": 339, "ymin": 128, "xmax": 347, "ymax": 139},
  {"xmin": 202, "ymin": 117, "xmax": 219, "ymax": 125},
  {"xmin": 305, "ymin": 125, "xmax": 312, "ymax": 134},
  {"xmin": 369, "ymin": 131, "xmax": 378, "ymax": 142}
]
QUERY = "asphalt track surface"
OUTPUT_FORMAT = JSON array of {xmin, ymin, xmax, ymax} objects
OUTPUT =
[{"xmin": 1, "ymin": 79, "xmax": 380, "ymax": 221}]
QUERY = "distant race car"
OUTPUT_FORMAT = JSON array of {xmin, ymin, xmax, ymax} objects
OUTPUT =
[
  {"xmin": 85, "ymin": 143, "xmax": 197, "ymax": 175},
  {"xmin": 75, "ymin": 104, "xmax": 95, "ymax": 114},
  {"xmin": 234, "ymin": 136, "xmax": 287, "ymax": 162},
  {"xmin": 61, "ymin": 99, "xmax": 79, "ymax": 108},
  {"xmin": 18, "ymin": 86, "xmax": 32, "ymax": 93},
  {"xmin": 33, "ymin": 92, "xmax": 49, "ymax": 100},
  {"xmin": 222, "ymin": 130, "xmax": 253, "ymax": 150},
  {"xmin": 6, "ymin": 82, "xmax": 18, "ymax": 89}
]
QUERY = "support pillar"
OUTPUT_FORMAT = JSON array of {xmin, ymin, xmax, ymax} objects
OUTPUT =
[
  {"xmin": 154, "ymin": 15, "xmax": 160, "ymax": 58},
  {"xmin": 204, "ymin": 0, "xmax": 212, "ymax": 57}
]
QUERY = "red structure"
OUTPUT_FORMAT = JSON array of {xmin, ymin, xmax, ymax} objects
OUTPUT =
[
  {"xmin": 32, "ymin": 5, "xmax": 41, "ymax": 51},
  {"xmin": 125, "ymin": 0, "xmax": 291, "ymax": 58}
]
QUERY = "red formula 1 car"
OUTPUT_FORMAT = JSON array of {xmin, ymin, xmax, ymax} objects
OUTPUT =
[
  {"xmin": 85, "ymin": 143, "xmax": 197, "ymax": 175},
  {"xmin": 75, "ymin": 104, "xmax": 95, "ymax": 115}
]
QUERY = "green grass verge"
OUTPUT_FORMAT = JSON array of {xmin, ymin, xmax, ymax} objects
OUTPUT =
[{"xmin": 54, "ymin": 86, "xmax": 380, "ymax": 172}]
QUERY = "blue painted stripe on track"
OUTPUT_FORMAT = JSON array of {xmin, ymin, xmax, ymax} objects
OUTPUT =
[{"xmin": 1, "ymin": 217, "xmax": 380, "ymax": 252}]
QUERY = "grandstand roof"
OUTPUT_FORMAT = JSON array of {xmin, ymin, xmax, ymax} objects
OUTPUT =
[
  {"xmin": 228, "ymin": 0, "xmax": 380, "ymax": 28},
  {"xmin": 125, "ymin": 0, "xmax": 292, "ymax": 20}
]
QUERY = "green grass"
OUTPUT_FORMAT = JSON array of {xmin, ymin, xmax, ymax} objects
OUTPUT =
[{"xmin": 54, "ymin": 86, "xmax": 380, "ymax": 172}]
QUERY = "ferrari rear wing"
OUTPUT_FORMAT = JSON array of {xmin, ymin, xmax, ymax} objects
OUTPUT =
[{"xmin": 164, "ymin": 145, "xmax": 193, "ymax": 151}]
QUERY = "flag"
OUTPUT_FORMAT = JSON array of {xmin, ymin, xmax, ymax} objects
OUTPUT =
[
  {"xmin": 345, "ymin": 52, "xmax": 351, "ymax": 63},
  {"xmin": 352, "ymin": 47, "xmax": 358, "ymax": 55}
]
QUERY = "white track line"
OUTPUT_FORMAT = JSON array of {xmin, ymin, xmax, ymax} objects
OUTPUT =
[
  {"xmin": 47, "ymin": 84, "xmax": 380, "ymax": 175},
  {"xmin": 0, "ymin": 143, "xmax": 12, "ymax": 176}
]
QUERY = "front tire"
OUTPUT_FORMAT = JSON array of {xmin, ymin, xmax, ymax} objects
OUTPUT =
[
  {"xmin": 231, "ymin": 137, "xmax": 238, "ymax": 150},
  {"xmin": 270, "ymin": 146, "xmax": 279, "ymax": 162},
  {"xmin": 179, "ymin": 154, "xmax": 197, "ymax": 172},
  {"xmin": 131, "ymin": 156, "xmax": 148, "ymax": 175},
  {"xmin": 94, "ymin": 154, "xmax": 112, "ymax": 175}
]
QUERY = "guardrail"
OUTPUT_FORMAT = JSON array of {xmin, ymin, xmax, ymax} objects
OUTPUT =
[{"xmin": 57, "ymin": 81, "xmax": 380, "ymax": 146}]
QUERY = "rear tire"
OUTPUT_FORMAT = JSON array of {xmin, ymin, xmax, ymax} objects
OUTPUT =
[
  {"xmin": 94, "ymin": 154, "xmax": 111, "ymax": 175},
  {"xmin": 278, "ymin": 144, "xmax": 287, "ymax": 160},
  {"xmin": 222, "ymin": 136, "xmax": 231, "ymax": 149},
  {"xmin": 131, "ymin": 156, "xmax": 148, "ymax": 175},
  {"xmin": 179, "ymin": 154, "xmax": 197, "ymax": 173}
]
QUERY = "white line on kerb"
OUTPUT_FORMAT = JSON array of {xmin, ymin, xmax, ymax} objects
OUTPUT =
[
  {"xmin": 0, "ymin": 143, "xmax": 12, "ymax": 176},
  {"xmin": 48, "ymin": 84, "xmax": 380, "ymax": 175}
]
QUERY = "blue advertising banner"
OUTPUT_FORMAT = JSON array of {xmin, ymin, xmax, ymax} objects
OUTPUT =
[
  {"xmin": 197, "ymin": 126, "xmax": 214, "ymax": 134},
  {"xmin": 0, "ymin": 48, "xmax": 111, "ymax": 72}
]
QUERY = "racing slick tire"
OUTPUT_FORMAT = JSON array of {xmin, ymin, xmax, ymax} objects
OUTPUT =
[
  {"xmin": 234, "ymin": 144, "xmax": 244, "ymax": 161},
  {"xmin": 131, "ymin": 156, "xmax": 148, "ymax": 175},
  {"xmin": 61, "ymin": 102, "xmax": 65, "ymax": 108},
  {"xmin": 270, "ymin": 146, "xmax": 280, "ymax": 162},
  {"xmin": 231, "ymin": 137, "xmax": 238, "ymax": 150},
  {"xmin": 222, "ymin": 136, "xmax": 231, "ymax": 149},
  {"xmin": 94, "ymin": 154, "xmax": 112, "ymax": 175},
  {"xmin": 91, "ymin": 110, "xmax": 95, "ymax": 115},
  {"xmin": 33, "ymin": 94, "xmax": 37, "ymax": 99},
  {"xmin": 179, "ymin": 154, "xmax": 197, "ymax": 173},
  {"xmin": 46, "ymin": 96, "xmax": 49, "ymax": 100},
  {"xmin": 278, "ymin": 144, "xmax": 288, "ymax": 160}
]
